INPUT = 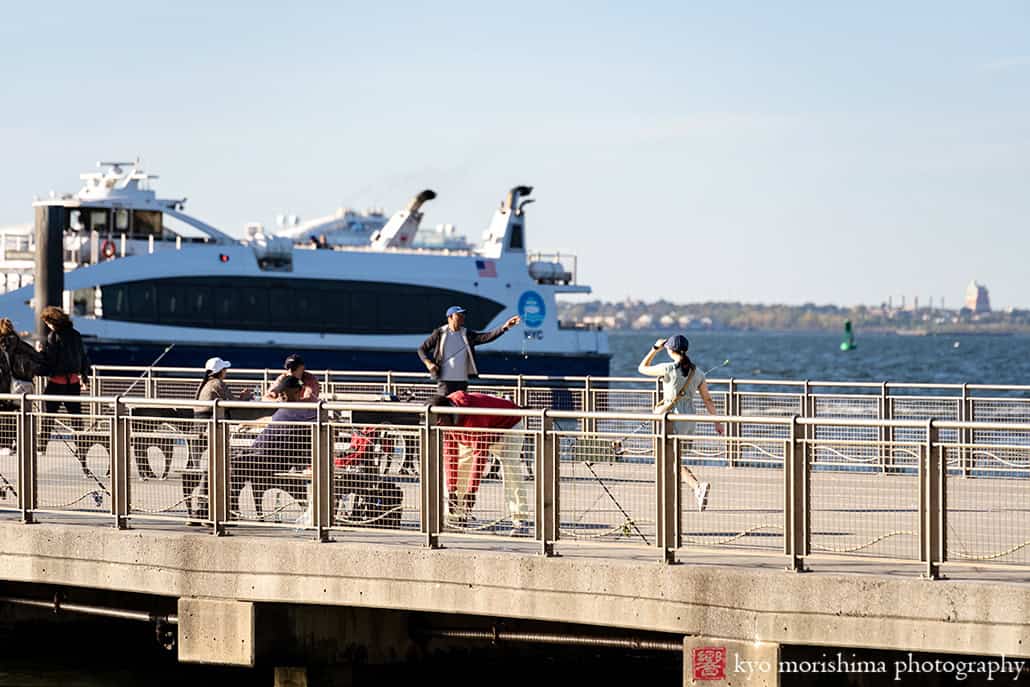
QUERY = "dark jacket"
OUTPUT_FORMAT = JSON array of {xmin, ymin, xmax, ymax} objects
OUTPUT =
[
  {"xmin": 417, "ymin": 324, "xmax": 508, "ymax": 380},
  {"xmin": 0, "ymin": 333, "xmax": 42, "ymax": 382},
  {"xmin": 40, "ymin": 326, "xmax": 91, "ymax": 380}
]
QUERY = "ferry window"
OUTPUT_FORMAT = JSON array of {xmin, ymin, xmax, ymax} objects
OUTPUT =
[
  {"xmin": 188, "ymin": 287, "xmax": 213, "ymax": 322},
  {"xmin": 239, "ymin": 288, "xmax": 268, "ymax": 324},
  {"xmin": 98, "ymin": 277, "xmax": 505, "ymax": 335},
  {"xmin": 129, "ymin": 284, "xmax": 156, "ymax": 321},
  {"xmin": 102, "ymin": 285, "xmax": 128, "ymax": 316},
  {"xmin": 294, "ymin": 292, "xmax": 317, "ymax": 321},
  {"xmin": 323, "ymin": 288, "xmax": 348, "ymax": 323},
  {"xmin": 269, "ymin": 290, "xmax": 292, "ymax": 320},
  {"xmin": 115, "ymin": 210, "xmax": 130, "ymax": 231},
  {"xmin": 215, "ymin": 289, "xmax": 239, "ymax": 322},
  {"xmin": 350, "ymin": 293, "xmax": 377, "ymax": 331},
  {"xmin": 89, "ymin": 210, "xmax": 108, "ymax": 232},
  {"xmin": 158, "ymin": 286, "xmax": 184, "ymax": 320},
  {"xmin": 508, "ymin": 223, "xmax": 524, "ymax": 250},
  {"xmin": 133, "ymin": 211, "xmax": 163, "ymax": 238}
]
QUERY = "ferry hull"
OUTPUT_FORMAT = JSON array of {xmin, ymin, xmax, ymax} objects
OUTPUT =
[{"xmin": 83, "ymin": 340, "xmax": 611, "ymax": 377}]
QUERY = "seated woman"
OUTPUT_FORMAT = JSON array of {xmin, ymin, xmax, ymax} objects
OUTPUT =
[{"xmin": 232, "ymin": 375, "xmax": 316, "ymax": 519}]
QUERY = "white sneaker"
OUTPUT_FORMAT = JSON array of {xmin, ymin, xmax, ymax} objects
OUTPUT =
[
  {"xmin": 694, "ymin": 482, "xmax": 710, "ymax": 512},
  {"xmin": 509, "ymin": 519, "xmax": 529, "ymax": 537}
]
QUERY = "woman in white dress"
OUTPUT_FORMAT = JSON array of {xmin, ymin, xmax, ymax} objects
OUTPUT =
[{"xmin": 638, "ymin": 335, "xmax": 723, "ymax": 511}]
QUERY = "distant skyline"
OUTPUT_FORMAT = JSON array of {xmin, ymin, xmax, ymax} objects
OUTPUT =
[{"xmin": 1, "ymin": 2, "xmax": 1027, "ymax": 308}]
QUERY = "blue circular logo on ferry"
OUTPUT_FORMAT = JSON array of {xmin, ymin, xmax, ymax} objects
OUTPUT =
[{"xmin": 518, "ymin": 291, "xmax": 546, "ymax": 328}]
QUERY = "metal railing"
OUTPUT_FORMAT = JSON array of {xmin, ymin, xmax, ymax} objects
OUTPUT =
[{"xmin": 2, "ymin": 391, "xmax": 1029, "ymax": 578}]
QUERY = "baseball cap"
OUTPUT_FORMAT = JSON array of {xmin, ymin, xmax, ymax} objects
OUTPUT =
[
  {"xmin": 269, "ymin": 375, "xmax": 303, "ymax": 394},
  {"xmin": 664, "ymin": 335, "xmax": 689, "ymax": 353},
  {"xmin": 204, "ymin": 357, "xmax": 232, "ymax": 374},
  {"xmin": 284, "ymin": 353, "xmax": 305, "ymax": 370},
  {"xmin": 445, "ymin": 305, "xmax": 466, "ymax": 317}
]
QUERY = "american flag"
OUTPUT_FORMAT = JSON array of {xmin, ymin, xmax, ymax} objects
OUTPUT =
[{"xmin": 475, "ymin": 259, "xmax": 497, "ymax": 278}]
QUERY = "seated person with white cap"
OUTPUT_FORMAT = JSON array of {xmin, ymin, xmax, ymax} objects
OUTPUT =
[{"xmin": 184, "ymin": 357, "xmax": 253, "ymax": 524}]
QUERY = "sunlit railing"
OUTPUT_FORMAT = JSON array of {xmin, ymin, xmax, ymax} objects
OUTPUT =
[{"xmin": 2, "ymin": 389, "xmax": 1029, "ymax": 578}]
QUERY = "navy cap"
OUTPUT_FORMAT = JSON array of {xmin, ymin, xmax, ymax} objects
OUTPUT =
[
  {"xmin": 446, "ymin": 306, "xmax": 466, "ymax": 317},
  {"xmin": 664, "ymin": 335, "xmax": 689, "ymax": 353},
  {"xmin": 284, "ymin": 353, "xmax": 305, "ymax": 370}
]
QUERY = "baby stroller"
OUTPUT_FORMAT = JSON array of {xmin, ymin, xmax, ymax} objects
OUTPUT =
[{"xmin": 334, "ymin": 426, "xmax": 403, "ymax": 529}]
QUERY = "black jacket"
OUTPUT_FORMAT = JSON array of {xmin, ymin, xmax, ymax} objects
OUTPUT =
[
  {"xmin": 40, "ymin": 326, "xmax": 91, "ymax": 380},
  {"xmin": 0, "ymin": 333, "xmax": 42, "ymax": 382},
  {"xmin": 417, "ymin": 324, "xmax": 508, "ymax": 379}
]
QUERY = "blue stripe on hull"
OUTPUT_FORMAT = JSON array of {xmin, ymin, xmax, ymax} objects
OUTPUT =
[{"xmin": 84, "ymin": 341, "xmax": 610, "ymax": 377}]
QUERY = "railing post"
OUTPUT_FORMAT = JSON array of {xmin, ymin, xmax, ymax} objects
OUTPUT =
[
  {"xmin": 111, "ymin": 397, "xmax": 129, "ymax": 529},
  {"xmin": 17, "ymin": 393, "xmax": 36, "ymax": 523},
  {"xmin": 385, "ymin": 370, "xmax": 394, "ymax": 396},
  {"xmin": 879, "ymin": 382, "xmax": 889, "ymax": 473},
  {"xmin": 583, "ymin": 377, "xmax": 595, "ymax": 434},
  {"xmin": 726, "ymin": 378, "xmax": 738, "ymax": 468},
  {"xmin": 536, "ymin": 410, "xmax": 557, "ymax": 556},
  {"xmin": 210, "ymin": 401, "xmax": 228, "ymax": 535},
  {"xmin": 959, "ymin": 383, "xmax": 971, "ymax": 477},
  {"xmin": 920, "ymin": 420, "xmax": 943, "ymax": 580},
  {"xmin": 312, "ymin": 402, "xmax": 332, "ymax": 542},
  {"xmin": 656, "ymin": 413, "xmax": 679, "ymax": 564},
  {"xmin": 421, "ymin": 408, "xmax": 441, "ymax": 549},
  {"xmin": 785, "ymin": 416, "xmax": 809, "ymax": 572}
]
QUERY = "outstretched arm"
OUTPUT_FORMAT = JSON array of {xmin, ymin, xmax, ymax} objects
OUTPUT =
[
  {"xmin": 469, "ymin": 315, "xmax": 521, "ymax": 345},
  {"xmin": 638, "ymin": 338, "xmax": 667, "ymax": 376},
  {"xmin": 698, "ymin": 382, "xmax": 725, "ymax": 435}
]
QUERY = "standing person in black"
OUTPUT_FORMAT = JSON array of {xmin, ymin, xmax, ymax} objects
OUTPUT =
[
  {"xmin": 0, "ymin": 318, "xmax": 41, "ymax": 455},
  {"xmin": 39, "ymin": 306, "xmax": 92, "ymax": 475},
  {"xmin": 417, "ymin": 306, "xmax": 521, "ymax": 396}
]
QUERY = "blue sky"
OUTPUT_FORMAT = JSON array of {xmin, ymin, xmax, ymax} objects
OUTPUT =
[{"xmin": 1, "ymin": 1, "xmax": 1028, "ymax": 307}]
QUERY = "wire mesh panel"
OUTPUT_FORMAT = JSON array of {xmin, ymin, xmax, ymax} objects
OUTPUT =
[
  {"xmin": 738, "ymin": 392, "xmax": 802, "ymax": 418},
  {"xmin": 438, "ymin": 425, "xmax": 536, "ymax": 538},
  {"xmin": 127, "ymin": 413, "xmax": 207, "ymax": 521},
  {"xmin": 35, "ymin": 410, "xmax": 113, "ymax": 516},
  {"xmin": 594, "ymin": 387, "xmax": 657, "ymax": 414},
  {"xmin": 227, "ymin": 416, "xmax": 315, "ymax": 526},
  {"xmin": 679, "ymin": 434, "xmax": 785, "ymax": 552},
  {"xmin": 971, "ymin": 397, "xmax": 1030, "ymax": 424},
  {"xmin": 330, "ymin": 420, "xmax": 421, "ymax": 532},
  {"xmin": 892, "ymin": 397, "xmax": 961, "ymax": 445},
  {"xmin": 0, "ymin": 408, "xmax": 19, "ymax": 512},
  {"xmin": 943, "ymin": 444, "xmax": 1030, "ymax": 566},
  {"xmin": 92, "ymin": 376, "xmax": 147, "ymax": 398},
  {"xmin": 557, "ymin": 423, "xmax": 655, "ymax": 546},
  {"xmin": 151, "ymin": 378, "xmax": 209, "ymax": 400},
  {"xmin": 812, "ymin": 394, "xmax": 879, "ymax": 420},
  {"xmin": 327, "ymin": 381, "xmax": 396, "ymax": 399},
  {"xmin": 807, "ymin": 431, "xmax": 922, "ymax": 560}
]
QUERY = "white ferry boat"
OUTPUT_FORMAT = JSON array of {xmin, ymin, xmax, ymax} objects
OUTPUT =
[{"xmin": 0, "ymin": 161, "xmax": 609, "ymax": 375}]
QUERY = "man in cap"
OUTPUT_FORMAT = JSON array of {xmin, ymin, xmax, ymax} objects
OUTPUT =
[
  {"xmin": 263, "ymin": 353, "xmax": 320, "ymax": 401},
  {"xmin": 418, "ymin": 306, "xmax": 521, "ymax": 395}
]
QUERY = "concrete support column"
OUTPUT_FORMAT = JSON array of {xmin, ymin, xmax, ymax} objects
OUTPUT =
[
  {"xmin": 178, "ymin": 597, "xmax": 255, "ymax": 666},
  {"xmin": 684, "ymin": 636, "xmax": 780, "ymax": 687}
]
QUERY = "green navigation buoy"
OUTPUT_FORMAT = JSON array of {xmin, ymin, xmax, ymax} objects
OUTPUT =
[{"xmin": 840, "ymin": 320, "xmax": 856, "ymax": 351}]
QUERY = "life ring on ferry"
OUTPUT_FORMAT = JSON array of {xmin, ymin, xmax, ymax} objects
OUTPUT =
[{"xmin": 100, "ymin": 240, "xmax": 117, "ymax": 260}]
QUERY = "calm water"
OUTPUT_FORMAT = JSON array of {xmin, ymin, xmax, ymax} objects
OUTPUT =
[{"xmin": 608, "ymin": 331, "xmax": 1030, "ymax": 385}]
